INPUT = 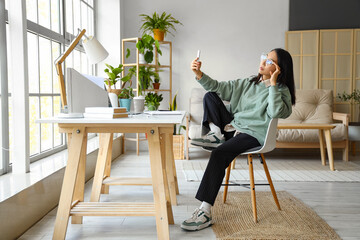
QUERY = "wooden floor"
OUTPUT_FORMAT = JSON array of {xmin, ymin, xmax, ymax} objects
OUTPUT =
[{"xmin": 19, "ymin": 149, "xmax": 360, "ymax": 240}]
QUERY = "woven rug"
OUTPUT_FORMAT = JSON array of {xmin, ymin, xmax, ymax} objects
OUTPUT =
[
  {"xmin": 212, "ymin": 191, "xmax": 341, "ymax": 240},
  {"xmin": 182, "ymin": 159, "xmax": 360, "ymax": 182}
]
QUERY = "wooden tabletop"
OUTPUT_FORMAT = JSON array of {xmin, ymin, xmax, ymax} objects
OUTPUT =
[{"xmin": 277, "ymin": 123, "xmax": 335, "ymax": 130}]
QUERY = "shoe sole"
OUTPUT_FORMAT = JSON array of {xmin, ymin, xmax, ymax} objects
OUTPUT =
[
  {"xmin": 190, "ymin": 141, "xmax": 223, "ymax": 147},
  {"xmin": 201, "ymin": 146, "xmax": 216, "ymax": 152},
  {"xmin": 181, "ymin": 220, "xmax": 213, "ymax": 231}
]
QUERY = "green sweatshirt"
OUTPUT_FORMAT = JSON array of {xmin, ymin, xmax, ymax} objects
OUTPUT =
[{"xmin": 197, "ymin": 73, "xmax": 293, "ymax": 145}]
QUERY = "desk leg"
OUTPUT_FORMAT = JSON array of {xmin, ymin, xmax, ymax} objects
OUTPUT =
[
  {"xmin": 160, "ymin": 133, "xmax": 175, "ymax": 224},
  {"xmin": 318, "ymin": 129, "xmax": 326, "ymax": 166},
  {"xmin": 90, "ymin": 133, "xmax": 113, "ymax": 202},
  {"xmin": 148, "ymin": 128, "xmax": 171, "ymax": 239},
  {"xmin": 101, "ymin": 133, "xmax": 113, "ymax": 194},
  {"xmin": 53, "ymin": 127, "xmax": 86, "ymax": 240},
  {"xmin": 164, "ymin": 133, "xmax": 178, "ymax": 205},
  {"xmin": 71, "ymin": 132, "xmax": 88, "ymax": 224},
  {"xmin": 324, "ymin": 130, "xmax": 335, "ymax": 171}
]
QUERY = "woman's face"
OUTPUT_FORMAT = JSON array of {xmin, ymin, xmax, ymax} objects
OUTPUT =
[{"xmin": 258, "ymin": 50, "xmax": 278, "ymax": 77}]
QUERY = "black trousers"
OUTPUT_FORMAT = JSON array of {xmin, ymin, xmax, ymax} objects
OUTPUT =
[{"xmin": 195, "ymin": 92, "xmax": 261, "ymax": 205}]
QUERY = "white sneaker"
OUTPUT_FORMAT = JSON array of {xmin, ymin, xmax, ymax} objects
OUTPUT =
[
  {"xmin": 181, "ymin": 208, "xmax": 213, "ymax": 231},
  {"xmin": 191, "ymin": 131, "xmax": 225, "ymax": 148}
]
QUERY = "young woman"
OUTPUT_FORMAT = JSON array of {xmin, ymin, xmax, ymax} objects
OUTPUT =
[{"xmin": 181, "ymin": 48, "xmax": 296, "ymax": 231}]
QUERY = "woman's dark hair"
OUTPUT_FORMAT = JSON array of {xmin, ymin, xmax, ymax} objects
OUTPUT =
[{"xmin": 250, "ymin": 48, "xmax": 296, "ymax": 105}]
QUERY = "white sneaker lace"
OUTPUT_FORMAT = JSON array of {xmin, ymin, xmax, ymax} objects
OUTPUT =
[{"xmin": 191, "ymin": 208, "xmax": 201, "ymax": 220}]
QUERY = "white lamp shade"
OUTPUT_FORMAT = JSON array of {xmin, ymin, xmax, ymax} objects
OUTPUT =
[{"xmin": 82, "ymin": 36, "xmax": 109, "ymax": 64}]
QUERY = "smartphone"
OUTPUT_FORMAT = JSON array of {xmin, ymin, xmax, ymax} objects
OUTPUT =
[{"xmin": 197, "ymin": 50, "xmax": 201, "ymax": 62}]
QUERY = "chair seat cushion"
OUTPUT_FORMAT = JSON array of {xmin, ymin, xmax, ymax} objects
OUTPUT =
[{"xmin": 276, "ymin": 123, "xmax": 346, "ymax": 142}]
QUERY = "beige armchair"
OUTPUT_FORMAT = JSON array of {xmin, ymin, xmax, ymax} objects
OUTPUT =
[
  {"xmin": 276, "ymin": 89, "xmax": 349, "ymax": 161},
  {"xmin": 186, "ymin": 88, "xmax": 349, "ymax": 161}
]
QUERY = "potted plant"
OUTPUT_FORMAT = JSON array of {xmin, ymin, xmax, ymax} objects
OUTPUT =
[
  {"xmin": 337, "ymin": 89, "xmax": 360, "ymax": 121},
  {"xmin": 153, "ymin": 71, "xmax": 160, "ymax": 89},
  {"xmin": 136, "ymin": 34, "xmax": 162, "ymax": 64},
  {"xmin": 337, "ymin": 89, "xmax": 360, "ymax": 155},
  {"xmin": 104, "ymin": 63, "xmax": 132, "ymax": 107},
  {"xmin": 145, "ymin": 92, "xmax": 163, "ymax": 111},
  {"xmin": 128, "ymin": 66, "xmax": 159, "ymax": 94},
  {"xmin": 139, "ymin": 12, "xmax": 183, "ymax": 41},
  {"xmin": 118, "ymin": 86, "xmax": 134, "ymax": 112}
]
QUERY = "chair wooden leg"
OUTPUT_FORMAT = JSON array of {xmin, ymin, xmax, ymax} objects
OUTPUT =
[
  {"xmin": 352, "ymin": 141, "xmax": 356, "ymax": 156},
  {"xmin": 223, "ymin": 161, "xmax": 232, "ymax": 203},
  {"xmin": 261, "ymin": 154, "xmax": 281, "ymax": 210},
  {"xmin": 231, "ymin": 158, "xmax": 236, "ymax": 169},
  {"xmin": 248, "ymin": 154, "xmax": 257, "ymax": 223}
]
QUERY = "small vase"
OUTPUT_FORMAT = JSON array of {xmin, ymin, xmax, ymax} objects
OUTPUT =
[
  {"xmin": 153, "ymin": 29, "xmax": 165, "ymax": 41},
  {"xmin": 119, "ymin": 98, "xmax": 132, "ymax": 112},
  {"xmin": 153, "ymin": 82, "xmax": 160, "ymax": 89},
  {"xmin": 139, "ymin": 53, "xmax": 147, "ymax": 64}
]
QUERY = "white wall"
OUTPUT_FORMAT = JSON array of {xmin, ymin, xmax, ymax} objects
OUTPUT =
[
  {"xmin": 96, "ymin": 0, "xmax": 289, "ymax": 149},
  {"xmin": 95, "ymin": 0, "xmax": 122, "ymax": 78},
  {"xmin": 98, "ymin": 0, "xmax": 289, "ymax": 110}
]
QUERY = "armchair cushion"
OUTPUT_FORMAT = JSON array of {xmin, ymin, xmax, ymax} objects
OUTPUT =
[{"xmin": 278, "ymin": 89, "xmax": 333, "ymax": 124}]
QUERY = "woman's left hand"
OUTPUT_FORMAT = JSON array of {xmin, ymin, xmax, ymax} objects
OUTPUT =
[{"xmin": 270, "ymin": 63, "xmax": 281, "ymax": 86}]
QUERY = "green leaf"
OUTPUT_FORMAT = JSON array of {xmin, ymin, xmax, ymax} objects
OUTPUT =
[
  {"xmin": 126, "ymin": 48, "xmax": 131, "ymax": 58},
  {"xmin": 144, "ymin": 51, "xmax": 154, "ymax": 63}
]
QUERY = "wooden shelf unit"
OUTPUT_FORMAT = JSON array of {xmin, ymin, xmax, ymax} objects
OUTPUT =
[{"xmin": 121, "ymin": 37, "xmax": 173, "ymax": 155}]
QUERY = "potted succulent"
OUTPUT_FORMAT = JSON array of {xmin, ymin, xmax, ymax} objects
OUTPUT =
[
  {"xmin": 104, "ymin": 63, "xmax": 132, "ymax": 107},
  {"xmin": 139, "ymin": 12, "xmax": 183, "ymax": 41},
  {"xmin": 337, "ymin": 89, "xmax": 360, "ymax": 155},
  {"xmin": 118, "ymin": 86, "xmax": 134, "ymax": 112},
  {"xmin": 153, "ymin": 71, "xmax": 161, "ymax": 89},
  {"xmin": 145, "ymin": 92, "xmax": 163, "ymax": 111}
]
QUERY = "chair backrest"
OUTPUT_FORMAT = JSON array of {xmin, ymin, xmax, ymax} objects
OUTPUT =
[{"xmin": 243, "ymin": 118, "xmax": 278, "ymax": 154}]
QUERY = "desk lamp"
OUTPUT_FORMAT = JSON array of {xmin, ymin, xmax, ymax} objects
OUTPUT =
[{"xmin": 55, "ymin": 29, "xmax": 108, "ymax": 118}]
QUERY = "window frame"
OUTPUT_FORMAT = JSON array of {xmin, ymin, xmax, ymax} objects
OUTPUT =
[{"xmin": 1, "ymin": 0, "xmax": 97, "ymax": 173}]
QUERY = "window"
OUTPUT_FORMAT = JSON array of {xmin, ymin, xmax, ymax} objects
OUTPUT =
[
  {"xmin": 27, "ymin": 0, "xmax": 95, "ymax": 162},
  {"xmin": 1, "ymin": 0, "xmax": 96, "ymax": 173},
  {"xmin": 1, "ymin": 0, "xmax": 9, "ymax": 174}
]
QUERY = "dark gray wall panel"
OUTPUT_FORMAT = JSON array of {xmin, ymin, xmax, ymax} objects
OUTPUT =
[{"xmin": 289, "ymin": 0, "xmax": 360, "ymax": 30}]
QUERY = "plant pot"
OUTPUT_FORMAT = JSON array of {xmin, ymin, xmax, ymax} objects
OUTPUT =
[
  {"xmin": 153, "ymin": 82, "xmax": 160, "ymax": 89},
  {"xmin": 133, "ymin": 96, "xmax": 145, "ymax": 113},
  {"xmin": 108, "ymin": 92, "xmax": 119, "ymax": 107},
  {"xmin": 139, "ymin": 53, "xmax": 147, "ymax": 64},
  {"xmin": 107, "ymin": 89, "xmax": 122, "ymax": 107},
  {"xmin": 349, "ymin": 122, "xmax": 360, "ymax": 141},
  {"xmin": 153, "ymin": 29, "xmax": 165, "ymax": 41},
  {"xmin": 119, "ymin": 98, "xmax": 132, "ymax": 112},
  {"xmin": 146, "ymin": 104, "xmax": 157, "ymax": 111}
]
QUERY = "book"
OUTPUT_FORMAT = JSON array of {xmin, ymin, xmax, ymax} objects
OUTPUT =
[
  {"xmin": 83, "ymin": 112, "xmax": 128, "ymax": 119},
  {"xmin": 85, "ymin": 107, "xmax": 127, "ymax": 114}
]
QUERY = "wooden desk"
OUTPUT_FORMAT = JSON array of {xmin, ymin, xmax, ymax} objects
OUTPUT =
[
  {"xmin": 37, "ymin": 112, "xmax": 185, "ymax": 240},
  {"xmin": 277, "ymin": 124, "xmax": 336, "ymax": 171}
]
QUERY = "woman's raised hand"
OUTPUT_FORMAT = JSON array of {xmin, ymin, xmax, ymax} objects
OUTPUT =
[
  {"xmin": 191, "ymin": 58, "xmax": 203, "ymax": 80},
  {"xmin": 270, "ymin": 62, "xmax": 281, "ymax": 86}
]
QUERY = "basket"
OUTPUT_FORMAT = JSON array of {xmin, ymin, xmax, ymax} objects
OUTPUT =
[{"xmin": 173, "ymin": 135, "xmax": 184, "ymax": 160}]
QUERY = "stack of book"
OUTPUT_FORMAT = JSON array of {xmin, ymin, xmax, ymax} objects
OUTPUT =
[{"xmin": 83, "ymin": 107, "xmax": 128, "ymax": 118}]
